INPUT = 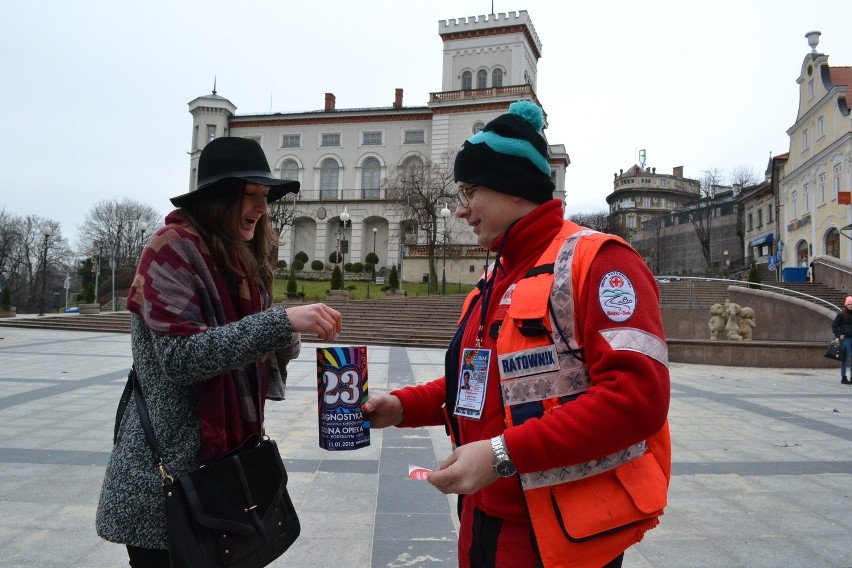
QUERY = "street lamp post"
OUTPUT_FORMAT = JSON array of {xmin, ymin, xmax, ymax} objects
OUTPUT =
[
  {"xmin": 339, "ymin": 207, "xmax": 351, "ymax": 284},
  {"xmin": 372, "ymin": 227, "xmax": 377, "ymax": 254},
  {"xmin": 137, "ymin": 219, "xmax": 149, "ymax": 258},
  {"xmin": 93, "ymin": 239, "xmax": 101, "ymax": 304},
  {"xmin": 440, "ymin": 203, "xmax": 451, "ymax": 296},
  {"xmin": 110, "ymin": 247, "xmax": 116, "ymax": 312},
  {"xmin": 38, "ymin": 225, "xmax": 53, "ymax": 316}
]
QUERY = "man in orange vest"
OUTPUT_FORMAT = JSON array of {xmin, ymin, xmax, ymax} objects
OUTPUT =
[{"xmin": 363, "ymin": 101, "xmax": 671, "ymax": 568}]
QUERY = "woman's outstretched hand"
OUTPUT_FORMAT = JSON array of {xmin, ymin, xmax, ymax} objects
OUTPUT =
[{"xmin": 285, "ymin": 303, "xmax": 342, "ymax": 341}]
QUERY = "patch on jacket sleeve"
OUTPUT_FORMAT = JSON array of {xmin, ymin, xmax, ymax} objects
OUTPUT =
[{"xmin": 598, "ymin": 270, "xmax": 635, "ymax": 322}]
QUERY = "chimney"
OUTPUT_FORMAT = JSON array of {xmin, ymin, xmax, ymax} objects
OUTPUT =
[
  {"xmin": 324, "ymin": 93, "xmax": 336, "ymax": 111},
  {"xmin": 673, "ymin": 166, "xmax": 684, "ymax": 178},
  {"xmin": 393, "ymin": 88, "xmax": 403, "ymax": 109}
]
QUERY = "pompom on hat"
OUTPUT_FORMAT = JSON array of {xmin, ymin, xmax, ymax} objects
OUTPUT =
[
  {"xmin": 171, "ymin": 137, "xmax": 300, "ymax": 207},
  {"xmin": 453, "ymin": 100, "xmax": 555, "ymax": 204}
]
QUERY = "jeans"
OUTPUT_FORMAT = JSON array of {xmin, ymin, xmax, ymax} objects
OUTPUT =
[{"xmin": 841, "ymin": 337, "xmax": 852, "ymax": 378}]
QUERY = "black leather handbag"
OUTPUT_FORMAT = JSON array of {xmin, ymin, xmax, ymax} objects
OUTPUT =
[
  {"xmin": 120, "ymin": 368, "xmax": 300, "ymax": 567},
  {"xmin": 825, "ymin": 339, "xmax": 846, "ymax": 361}
]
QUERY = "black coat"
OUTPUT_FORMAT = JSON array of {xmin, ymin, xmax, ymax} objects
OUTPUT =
[{"xmin": 832, "ymin": 309, "xmax": 852, "ymax": 338}]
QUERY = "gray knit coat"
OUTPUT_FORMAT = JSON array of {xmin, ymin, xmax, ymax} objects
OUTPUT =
[{"xmin": 95, "ymin": 309, "xmax": 298, "ymax": 550}]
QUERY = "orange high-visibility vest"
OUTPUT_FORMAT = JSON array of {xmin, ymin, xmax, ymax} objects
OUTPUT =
[{"xmin": 458, "ymin": 222, "xmax": 671, "ymax": 568}]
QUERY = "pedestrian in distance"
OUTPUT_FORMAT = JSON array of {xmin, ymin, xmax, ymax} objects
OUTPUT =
[
  {"xmin": 833, "ymin": 296, "xmax": 852, "ymax": 384},
  {"xmin": 362, "ymin": 101, "xmax": 671, "ymax": 568},
  {"xmin": 95, "ymin": 136, "xmax": 342, "ymax": 566}
]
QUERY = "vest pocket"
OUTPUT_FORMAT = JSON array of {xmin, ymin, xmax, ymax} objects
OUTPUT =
[{"xmin": 548, "ymin": 452, "xmax": 667, "ymax": 542}]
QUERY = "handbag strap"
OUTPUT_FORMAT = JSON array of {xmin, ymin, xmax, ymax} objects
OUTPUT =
[{"xmin": 120, "ymin": 366, "xmax": 173, "ymax": 483}]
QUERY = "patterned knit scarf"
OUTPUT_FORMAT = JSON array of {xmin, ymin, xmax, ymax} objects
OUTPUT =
[{"xmin": 126, "ymin": 210, "xmax": 270, "ymax": 463}]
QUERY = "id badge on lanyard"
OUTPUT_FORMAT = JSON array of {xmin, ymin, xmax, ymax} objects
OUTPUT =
[{"xmin": 453, "ymin": 347, "xmax": 491, "ymax": 420}]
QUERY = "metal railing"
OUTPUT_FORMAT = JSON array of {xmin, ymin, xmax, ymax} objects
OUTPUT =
[{"xmin": 654, "ymin": 275, "xmax": 841, "ymax": 312}]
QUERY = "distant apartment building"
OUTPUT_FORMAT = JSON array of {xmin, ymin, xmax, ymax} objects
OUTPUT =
[
  {"xmin": 186, "ymin": 10, "xmax": 568, "ymax": 284},
  {"xmin": 739, "ymin": 153, "xmax": 786, "ymax": 280},
  {"xmin": 606, "ymin": 159, "xmax": 700, "ymax": 241},
  {"xmin": 780, "ymin": 31, "xmax": 851, "ymax": 267}
]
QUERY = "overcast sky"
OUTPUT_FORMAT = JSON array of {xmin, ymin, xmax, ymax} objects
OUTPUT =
[{"xmin": 1, "ymin": 0, "xmax": 848, "ymax": 250}]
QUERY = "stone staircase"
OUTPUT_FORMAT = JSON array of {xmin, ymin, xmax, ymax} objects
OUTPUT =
[
  {"xmin": 0, "ymin": 295, "xmax": 469, "ymax": 349},
  {"xmin": 657, "ymin": 278, "xmax": 846, "ymax": 311}
]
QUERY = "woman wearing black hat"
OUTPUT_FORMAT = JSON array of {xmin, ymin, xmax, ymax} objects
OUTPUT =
[{"xmin": 95, "ymin": 137, "xmax": 342, "ymax": 565}]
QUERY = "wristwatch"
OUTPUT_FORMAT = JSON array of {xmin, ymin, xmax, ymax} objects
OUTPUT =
[{"xmin": 490, "ymin": 435, "xmax": 517, "ymax": 477}]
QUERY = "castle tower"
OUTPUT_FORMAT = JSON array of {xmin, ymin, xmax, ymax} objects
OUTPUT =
[
  {"xmin": 186, "ymin": 89, "xmax": 236, "ymax": 190},
  {"xmin": 429, "ymin": 11, "xmax": 549, "ymax": 163}
]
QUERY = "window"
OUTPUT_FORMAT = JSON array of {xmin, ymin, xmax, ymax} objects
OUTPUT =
[
  {"xmin": 362, "ymin": 131, "xmax": 382, "ymax": 146},
  {"xmin": 206, "ymin": 125, "xmax": 216, "ymax": 143},
  {"xmin": 826, "ymin": 229, "xmax": 840, "ymax": 258},
  {"xmin": 768, "ymin": 205, "xmax": 773, "ymax": 223},
  {"xmin": 803, "ymin": 182, "xmax": 810, "ymax": 211},
  {"xmin": 321, "ymin": 133, "xmax": 341, "ymax": 147},
  {"xmin": 470, "ymin": 265, "xmax": 476, "ymax": 273},
  {"xmin": 280, "ymin": 159, "xmax": 299, "ymax": 181},
  {"xmin": 404, "ymin": 130, "xmax": 425, "ymax": 144},
  {"xmin": 281, "ymin": 134, "xmax": 300, "ymax": 148},
  {"xmin": 361, "ymin": 157, "xmax": 381, "ymax": 198},
  {"xmin": 492, "ymin": 68, "xmax": 503, "ymax": 88},
  {"xmin": 660, "ymin": 197, "xmax": 667, "ymax": 208},
  {"xmin": 802, "ymin": 129, "xmax": 809, "ymax": 150},
  {"xmin": 476, "ymin": 69, "xmax": 487, "ymax": 89},
  {"xmin": 472, "ymin": 121, "xmax": 485, "ymax": 134},
  {"xmin": 281, "ymin": 158, "xmax": 299, "ymax": 181},
  {"xmin": 817, "ymin": 115, "xmax": 825, "ymax": 139},
  {"xmin": 461, "ymin": 71, "xmax": 472, "ymax": 90},
  {"xmin": 642, "ymin": 197, "xmax": 650, "ymax": 208},
  {"xmin": 757, "ymin": 210, "xmax": 763, "ymax": 228},
  {"xmin": 791, "ymin": 189, "xmax": 798, "ymax": 217},
  {"xmin": 747, "ymin": 213, "xmax": 753, "ymax": 231},
  {"xmin": 626, "ymin": 214, "xmax": 636, "ymax": 229},
  {"xmin": 834, "ymin": 163, "xmax": 842, "ymax": 198},
  {"xmin": 244, "ymin": 135, "xmax": 261, "ymax": 144},
  {"xmin": 818, "ymin": 173, "xmax": 826, "ymax": 203},
  {"xmin": 320, "ymin": 158, "xmax": 339, "ymax": 199},
  {"xmin": 659, "ymin": 179, "xmax": 668, "ymax": 188}
]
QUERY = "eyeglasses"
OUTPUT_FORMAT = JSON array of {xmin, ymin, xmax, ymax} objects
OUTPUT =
[{"xmin": 456, "ymin": 184, "xmax": 480, "ymax": 207}]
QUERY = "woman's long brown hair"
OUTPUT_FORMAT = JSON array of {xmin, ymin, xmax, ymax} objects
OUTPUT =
[{"xmin": 180, "ymin": 179, "xmax": 278, "ymax": 294}]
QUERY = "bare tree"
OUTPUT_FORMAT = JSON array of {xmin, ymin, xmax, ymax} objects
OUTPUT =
[
  {"xmin": 728, "ymin": 164, "xmax": 761, "ymax": 189},
  {"xmin": 568, "ymin": 210, "xmax": 611, "ymax": 233},
  {"xmin": 688, "ymin": 168, "xmax": 725, "ymax": 271},
  {"xmin": 383, "ymin": 151, "xmax": 457, "ymax": 292},
  {"xmin": 76, "ymin": 198, "xmax": 162, "ymax": 271}
]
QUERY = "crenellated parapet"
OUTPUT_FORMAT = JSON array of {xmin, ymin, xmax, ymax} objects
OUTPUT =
[{"xmin": 438, "ymin": 10, "xmax": 542, "ymax": 58}]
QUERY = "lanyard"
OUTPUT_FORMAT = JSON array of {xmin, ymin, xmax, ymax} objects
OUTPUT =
[{"xmin": 474, "ymin": 219, "xmax": 520, "ymax": 348}]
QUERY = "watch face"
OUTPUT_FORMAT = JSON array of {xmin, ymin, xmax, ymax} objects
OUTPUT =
[{"xmin": 496, "ymin": 460, "xmax": 517, "ymax": 477}]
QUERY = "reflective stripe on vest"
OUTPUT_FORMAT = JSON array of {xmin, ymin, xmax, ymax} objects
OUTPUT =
[{"xmin": 499, "ymin": 227, "xmax": 651, "ymax": 490}]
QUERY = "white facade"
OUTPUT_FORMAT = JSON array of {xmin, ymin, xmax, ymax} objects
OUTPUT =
[{"xmin": 187, "ymin": 11, "xmax": 568, "ymax": 283}]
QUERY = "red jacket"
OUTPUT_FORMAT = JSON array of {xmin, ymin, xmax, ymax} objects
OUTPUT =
[{"xmin": 393, "ymin": 201, "xmax": 670, "ymax": 524}]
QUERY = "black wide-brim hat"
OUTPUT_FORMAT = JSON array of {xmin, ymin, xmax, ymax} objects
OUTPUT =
[{"xmin": 170, "ymin": 137, "xmax": 300, "ymax": 207}]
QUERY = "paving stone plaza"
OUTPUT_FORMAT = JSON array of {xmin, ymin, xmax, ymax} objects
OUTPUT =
[{"xmin": 0, "ymin": 327, "xmax": 850, "ymax": 567}]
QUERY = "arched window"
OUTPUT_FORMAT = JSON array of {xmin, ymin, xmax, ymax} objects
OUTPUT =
[
  {"xmin": 400, "ymin": 155, "xmax": 424, "ymax": 188},
  {"xmin": 472, "ymin": 121, "xmax": 485, "ymax": 134},
  {"xmin": 461, "ymin": 71, "xmax": 472, "ymax": 91},
  {"xmin": 320, "ymin": 158, "xmax": 339, "ymax": 200},
  {"xmin": 492, "ymin": 68, "xmax": 503, "ymax": 88},
  {"xmin": 477, "ymin": 69, "xmax": 487, "ymax": 89},
  {"xmin": 825, "ymin": 228, "xmax": 840, "ymax": 258},
  {"xmin": 281, "ymin": 159, "xmax": 299, "ymax": 181},
  {"xmin": 796, "ymin": 240, "xmax": 809, "ymax": 265},
  {"xmin": 361, "ymin": 157, "xmax": 381, "ymax": 198}
]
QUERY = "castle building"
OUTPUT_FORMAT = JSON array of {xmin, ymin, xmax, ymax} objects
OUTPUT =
[{"xmin": 187, "ymin": 10, "xmax": 568, "ymax": 284}]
